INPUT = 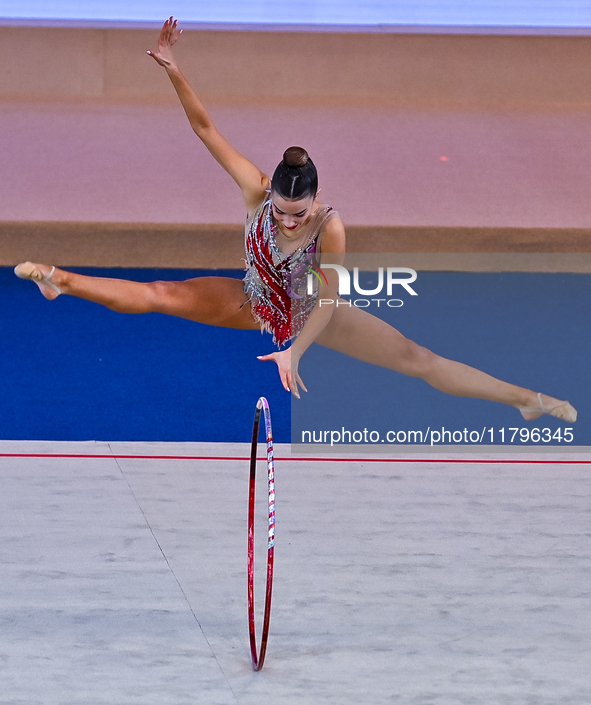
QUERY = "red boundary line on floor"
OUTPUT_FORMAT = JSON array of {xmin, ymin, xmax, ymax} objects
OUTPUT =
[{"xmin": 0, "ymin": 453, "xmax": 590, "ymax": 464}]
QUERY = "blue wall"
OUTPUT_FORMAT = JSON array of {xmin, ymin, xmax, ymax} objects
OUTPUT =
[
  {"xmin": 2, "ymin": 268, "xmax": 589, "ymax": 445},
  {"xmin": 1, "ymin": 1, "xmax": 590, "ymax": 28}
]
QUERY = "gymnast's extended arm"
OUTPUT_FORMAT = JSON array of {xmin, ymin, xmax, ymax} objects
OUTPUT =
[
  {"xmin": 258, "ymin": 218, "xmax": 346, "ymax": 397},
  {"xmin": 147, "ymin": 17, "xmax": 268, "ymax": 210},
  {"xmin": 290, "ymin": 218, "xmax": 346, "ymax": 362}
]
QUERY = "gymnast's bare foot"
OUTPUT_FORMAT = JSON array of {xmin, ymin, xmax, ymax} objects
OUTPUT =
[
  {"xmin": 14, "ymin": 262, "xmax": 63, "ymax": 300},
  {"xmin": 518, "ymin": 392, "xmax": 577, "ymax": 423}
]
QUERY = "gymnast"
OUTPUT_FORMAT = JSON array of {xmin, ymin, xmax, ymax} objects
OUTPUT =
[{"xmin": 14, "ymin": 17, "xmax": 576, "ymax": 423}]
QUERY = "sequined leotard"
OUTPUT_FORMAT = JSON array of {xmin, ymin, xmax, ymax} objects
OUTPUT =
[{"xmin": 243, "ymin": 194, "xmax": 339, "ymax": 347}]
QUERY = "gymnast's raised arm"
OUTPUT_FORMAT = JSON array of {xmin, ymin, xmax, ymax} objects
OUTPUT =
[{"xmin": 147, "ymin": 17, "xmax": 268, "ymax": 211}]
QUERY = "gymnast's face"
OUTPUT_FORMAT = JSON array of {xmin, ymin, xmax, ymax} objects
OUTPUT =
[{"xmin": 271, "ymin": 192, "xmax": 316, "ymax": 232}]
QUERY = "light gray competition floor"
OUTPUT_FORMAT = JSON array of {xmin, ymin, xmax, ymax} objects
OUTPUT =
[{"xmin": 1, "ymin": 441, "xmax": 590, "ymax": 705}]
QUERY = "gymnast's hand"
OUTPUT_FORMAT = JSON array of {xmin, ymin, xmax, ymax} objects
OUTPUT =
[
  {"xmin": 257, "ymin": 348, "xmax": 308, "ymax": 399},
  {"xmin": 147, "ymin": 16, "xmax": 182, "ymax": 69}
]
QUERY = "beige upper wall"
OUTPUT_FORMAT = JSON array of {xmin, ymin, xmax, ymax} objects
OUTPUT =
[
  {"xmin": 2, "ymin": 25, "xmax": 591, "ymax": 107},
  {"xmin": 2, "ymin": 25, "xmax": 591, "ymax": 244}
]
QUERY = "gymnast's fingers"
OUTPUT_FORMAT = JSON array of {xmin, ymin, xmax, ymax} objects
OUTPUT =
[
  {"xmin": 282, "ymin": 369, "xmax": 291, "ymax": 394},
  {"xmin": 289, "ymin": 372, "xmax": 300, "ymax": 399},
  {"xmin": 296, "ymin": 374, "xmax": 308, "ymax": 393},
  {"xmin": 257, "ymin": 353, "xmax": 277, "ymax": 364}
]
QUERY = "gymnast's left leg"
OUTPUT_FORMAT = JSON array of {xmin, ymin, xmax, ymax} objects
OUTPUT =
[{"xmin": 315, "ymin": 302, "xmax": 577, "ymax": 422}]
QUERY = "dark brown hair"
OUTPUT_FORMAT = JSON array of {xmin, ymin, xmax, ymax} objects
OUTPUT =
[{"xmin": 271, "ymin": 146, "xmax": 318, "ymax": 200}]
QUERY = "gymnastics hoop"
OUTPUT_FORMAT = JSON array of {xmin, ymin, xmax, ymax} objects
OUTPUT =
[{"xmin": 248, "ymin": 396, "xmax": 275, "ymax": 671}]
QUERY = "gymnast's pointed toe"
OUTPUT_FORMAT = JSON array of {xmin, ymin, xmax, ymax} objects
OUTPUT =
[
  {"xmin": 14, "ymin": 262, "xmax": 62, "ymax": 299},
  {"xmin": 551, "ymin": 401, "xmax": 577, "ymax": 423},
  {"xmin": 14, "ymin": 261, "xmax": 40, "ymax": 281},
  {"xmin": 519, "ymin": 392, "xmax": 577, "ymax": 423}
]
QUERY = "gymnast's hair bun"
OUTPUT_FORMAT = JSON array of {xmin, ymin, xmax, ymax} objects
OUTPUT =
[
  {"xmin": 283, "ymin": 146, "xmax": 309, "ymax": 168},
  {"xmin": 272, "ymin": 146, "xmax": 317, "ymax": 199}
]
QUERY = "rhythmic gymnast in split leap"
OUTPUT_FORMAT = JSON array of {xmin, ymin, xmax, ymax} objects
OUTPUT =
[{"xmin": 15, "ymin": 17, "xmax": 576, "ymax": 423}]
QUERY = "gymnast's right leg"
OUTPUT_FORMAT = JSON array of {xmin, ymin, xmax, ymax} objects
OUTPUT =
[{"xmin": 14, "ymin": 262, "xmax": 259, "ymax": 329}]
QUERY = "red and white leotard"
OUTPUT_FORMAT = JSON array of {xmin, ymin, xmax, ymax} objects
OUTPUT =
[{"xmin": 243, "ymin": 194, "xmax": 339, "ymax": 347}]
